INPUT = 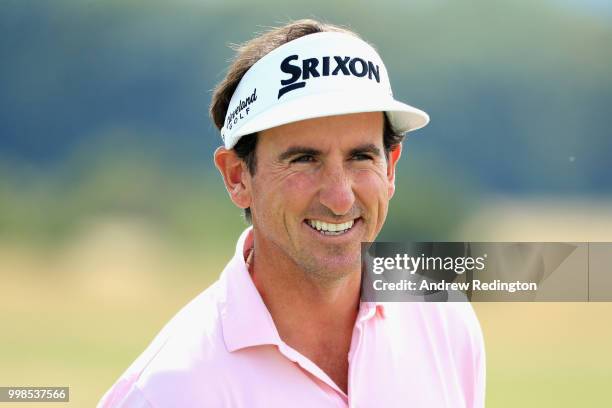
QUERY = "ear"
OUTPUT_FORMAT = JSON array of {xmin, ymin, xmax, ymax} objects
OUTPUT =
[
  {"xmin": 214, "ymin": 147, "xmax": 252, "ymax": 210},
  {"xmin": 386, "ymin": 143, "xmax": 402, "ymax": 199}
]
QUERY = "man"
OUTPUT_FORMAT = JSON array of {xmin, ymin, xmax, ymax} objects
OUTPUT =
[{"xmin": 99, "ymin": 19, "xmax": 485, "ymax": 407}]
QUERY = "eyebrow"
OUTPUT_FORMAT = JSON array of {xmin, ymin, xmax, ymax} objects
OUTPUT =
[
  {"xmin": 278, "ymin": 143, "xmax": 383, "ymax": 162},
  {"xmin": 349, "ymin": 143, "xmax": 382, "ymax": 158}
]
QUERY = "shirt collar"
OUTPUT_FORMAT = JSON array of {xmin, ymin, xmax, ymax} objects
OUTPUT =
[
  {"xmin": 219, "ymin": 226, "xmax": 282, "ymax": 352},
  {"xmin": 219, "ymin": 227, "xmax": 385, "ymax": 353},
  {"xmin": 359, "ymin": 301, "xmax": 386, "ymax": 321}
]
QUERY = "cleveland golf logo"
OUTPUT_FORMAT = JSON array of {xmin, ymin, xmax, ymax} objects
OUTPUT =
[
  {"xmin": 225, "ymin": 88, "xmax": 257, "ymax": 130},
  {"xmin": 278, "ymin": 54, "xmax": 380, "ymax": 99}
]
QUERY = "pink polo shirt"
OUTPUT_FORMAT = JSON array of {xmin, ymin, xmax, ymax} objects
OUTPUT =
[{"xmin": 99, "ymin": 227, "xmax": 486, "ymax": 407}]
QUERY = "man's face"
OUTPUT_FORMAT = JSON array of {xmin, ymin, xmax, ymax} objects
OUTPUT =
[{"xmin": 247, "ymin": 111, "xmax": 400, "ymax": 280}]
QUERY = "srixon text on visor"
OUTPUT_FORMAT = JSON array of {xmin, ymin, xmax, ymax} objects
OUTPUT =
[{"xmin": 278, "ymin": 55, "xmax": 380, "ymax": 99}]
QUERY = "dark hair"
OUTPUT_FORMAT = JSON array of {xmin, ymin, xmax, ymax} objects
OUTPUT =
[{"xmin": 209, "ymin": 19, "xmax": 404, "ymax": 223}]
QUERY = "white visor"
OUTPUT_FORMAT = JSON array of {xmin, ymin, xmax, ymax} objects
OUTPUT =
[{"xmin": 220, "ymin": 32, "xmax": 430, "ymax": 149}]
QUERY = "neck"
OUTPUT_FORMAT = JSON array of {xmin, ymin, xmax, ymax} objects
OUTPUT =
[
  {"xmin": 247, "ymin": 229, "xmax": 362, "ymax": 394},
  {"xmin": 249, "ymin": 236, "xmax": 361, "ymax": 339}
]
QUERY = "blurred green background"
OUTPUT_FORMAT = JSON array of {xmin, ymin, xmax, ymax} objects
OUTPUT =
[{"xmin": 1, "ymin": 0, "xmax": 611, "ymax": 406}]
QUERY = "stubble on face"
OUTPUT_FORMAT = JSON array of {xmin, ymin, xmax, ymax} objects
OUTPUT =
[{"xmin": 248, "ymin": 112, "xmax": 391, "ymax": 285}]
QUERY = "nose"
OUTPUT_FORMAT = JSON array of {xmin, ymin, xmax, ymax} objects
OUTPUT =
[{"xmin": 318, "ymin": 161, "xmax": 355, "ymax": 216}]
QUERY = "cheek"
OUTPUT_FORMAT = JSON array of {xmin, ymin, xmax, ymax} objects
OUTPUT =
[
  {"xmin": 353, "ymin": 170, "xmax": 391, "ymax": 229},
  {"xmin": 254, "ymin": 172, "xmax": 318, "ymax": 218},
  {"xmin": 352, "ymin": 169, "xmax": 391, "ymax": 198},
  {"xmin": 283, "ymin": 172, "xmax": 318, "ymax": 195}
]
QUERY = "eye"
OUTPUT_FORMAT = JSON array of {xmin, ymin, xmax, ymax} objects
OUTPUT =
[
  {"xmin": 352, "ymin": 153, "xmax": 374, "ymax": 161},
  {"xmin": 291, "ymin": 154, "xmax": 316, "ymax": 163}
]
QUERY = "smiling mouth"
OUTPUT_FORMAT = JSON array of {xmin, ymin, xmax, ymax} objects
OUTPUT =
[{"xmin": 305, "ymin": 218, "xmax": 358, "ymax": 236}]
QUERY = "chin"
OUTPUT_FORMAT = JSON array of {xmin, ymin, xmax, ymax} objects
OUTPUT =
[{"xmin": 304, "ymin": 253, "xmax": 361, "ymax": 279}]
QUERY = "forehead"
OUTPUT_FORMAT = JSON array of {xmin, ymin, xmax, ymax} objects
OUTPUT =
[{"xmin": 257, "ymin": 111, "xmax": 384, "ymax": 152}]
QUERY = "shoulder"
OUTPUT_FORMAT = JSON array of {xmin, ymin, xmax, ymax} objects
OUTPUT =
[
  {"xmin": 424, "ymin": 302, "xmax": 483, "ymax": 338},
  {"xmin": 385, "ymin": 301, "xmax": 485, "ymax": 362},
  {"xmin": 430, "ymin": 302, "xmax": 486, "ymax": 407},
  {"xmin": 98, "ymin": 280, "xmax": 232, "ymax": 407},
  {"xmin": 429, "ymin": 302, "xmax": 484, "ymax": 354},
  {"xmin": 383, "ymin": 302, "xmax": 486, "ymax": 406},
  {"xmin": 428, "ymin": 302, "xmax": 485, "ymax": 354}
]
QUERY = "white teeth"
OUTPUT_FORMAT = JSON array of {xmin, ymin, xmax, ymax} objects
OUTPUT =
[{"xmin": 307, "ymin": 219, "xmax": 355, "ymax": 235}]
